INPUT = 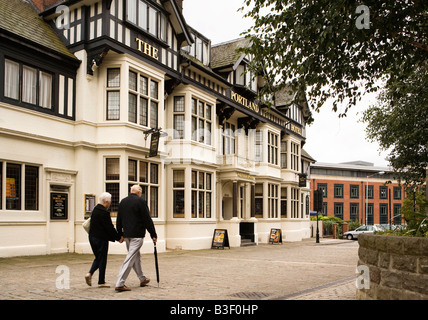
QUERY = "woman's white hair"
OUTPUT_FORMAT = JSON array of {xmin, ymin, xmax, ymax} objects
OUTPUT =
[{"xmin": 98, "ymin": 192, "xmax": 112, "ymax": 205}]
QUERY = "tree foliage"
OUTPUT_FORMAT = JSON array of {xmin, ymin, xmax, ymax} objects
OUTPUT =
[
  {"xmin": 361, "ymin": 67, "xmax": 428, "ymax": 186},
  {"xmin": 402, "ymin": 189, "xmax": 428, "ymax": 237},
  {"xmin": 240, "ymin": 1, "xmax": 428, "ymax": 187},
  {"xmin": 240, "ymin": 0, "xmax": 428, "ymax": 115}
]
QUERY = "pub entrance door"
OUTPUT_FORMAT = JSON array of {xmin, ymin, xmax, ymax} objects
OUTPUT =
[{"xmin": 239, "ymin": 222, "xmax": 255, "ymax": 246}]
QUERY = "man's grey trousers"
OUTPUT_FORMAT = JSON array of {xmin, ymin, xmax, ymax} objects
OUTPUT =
[{"xmin": 116, "ymin": 238, "xmax": 147, "ymax": 287}]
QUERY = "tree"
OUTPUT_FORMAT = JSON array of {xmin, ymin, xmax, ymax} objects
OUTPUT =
[
  {"xmin": 240, "ymin": 0, "xmax": 428, "ymax": 187},
  {"xmin": 240, "ymin": 0, "xmax": 428, "ymax": 114},
  {"xmin": 402, "ymin": 189, "xmax": 428, "ymax": 237},
  {"xmin": 361, "ymin": 66, "xmax": 428, "ymax": 187}
]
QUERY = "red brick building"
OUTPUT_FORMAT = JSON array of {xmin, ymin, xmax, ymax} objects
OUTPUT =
[{"xmin": 310, "ymin": 161, "xmax": 405, "ymax": 225}]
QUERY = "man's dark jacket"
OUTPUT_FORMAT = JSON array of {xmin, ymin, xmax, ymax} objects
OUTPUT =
[
  {"xmin": 89, "ymin": 204, "xmax": 121, "ymax": 242},
  {"xmin": 116, "ymin": 193, "xmax": 157, "ymax": 239}
]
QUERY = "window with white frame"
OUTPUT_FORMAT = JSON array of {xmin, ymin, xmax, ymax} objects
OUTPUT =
[
  {"xmin": 105, "ymin": 158, "xmax": 120, "ymax": 214},
  {"xmin": 128, "ymin": 159, "xmax": 159, "ymax": 218},
  {"xmin": 291, "ymin": 187, "xmax": 299, "ymax": 218},
  {"xmin": 255, "ymin": 130, "xmax": 263, "ymax": 163},
  {"xmin": 255, "ymin": 183, "xmax": 263, "ymax": 218},
  {"xmin": 280, "ymin": 140, "xmax": 287, "ymax": 169},
  {"xmin": 106, "ymin": 68, "xmax": 120, "ymax": 120},
  {"xmin": 191, "ymin": 98, "xmax": 212, "ymax": 145},
  {"xmin": 126, "ymin": 0, "xmax": 167, "ymax": 42},
  {"xmin": 288, "ymin": 103, "xmax": 302, "ymax": 124},
  {"xmin": 222, "ymin": 122, "xmax": 235, "ymax": 155},
  {"xmin": 281, "ymin": 187, "xmax": 287, "ymax": 218},
  {"xmin": 173, "ymin": 96, "xmax": 185, "ymax": 139},
  {"xmin": 268, "ymin": 184, "xmax": 279, "ymax": 218},
  {"xmin": 290, "ymin": 142, "xmax": 300, "ymax": 171},
  {"xmin": 128, "ymin": 70, "xmax": 159, "ymax": 128},
  {"xmin": 0, "ymin": 161, "xmax": 39, "ymax": 211},
  {"xmin": 268, "ymin": 132, "xmax": 279, "ymax": 165},
  {"xmin": 191, "ymin": 170, "xmax": 212, "ymax": 219},
  {"xmin": 173, "ymin": 170, "xmax": 185, "ymax": 218},
  {"xmin": 182, "ymin": 32, "xmax": 210, "ymax": 66},
  {"xmin": 4, "ymin": 59, "xmax": 53, "ymax": 109}
]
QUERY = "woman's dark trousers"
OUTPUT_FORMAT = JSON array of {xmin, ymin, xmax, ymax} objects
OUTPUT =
[{"xmin": 89, "ymin": 235, "xmax": 109, "ymax": 284}]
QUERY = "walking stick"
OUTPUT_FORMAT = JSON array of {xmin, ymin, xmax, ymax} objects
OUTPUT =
[{"xmin": 154, "ymin": 242, "xmax": 160, "ymax": 287}]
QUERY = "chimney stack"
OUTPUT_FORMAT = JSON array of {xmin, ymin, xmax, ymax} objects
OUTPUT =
[{"xmin": 29, "ymin": 0, "xmax": 63, "ymax": 12}]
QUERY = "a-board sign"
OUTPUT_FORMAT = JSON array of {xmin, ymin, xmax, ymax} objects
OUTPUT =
[
  {"xmin": 211, "ymin": 229, "xmax": 230, "ymax": 249},
  {"xmin": 50, "ymin": 193, "xmax": 68, "ymax": 220},
  {"xmin": 269, "ymin": 228, "xmax": 282, "ymax": 244}
]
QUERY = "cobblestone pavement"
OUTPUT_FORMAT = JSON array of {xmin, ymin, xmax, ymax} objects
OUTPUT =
[{"xmin": 0, "ymin": 238, "xmax": 359, "ymax": 301}]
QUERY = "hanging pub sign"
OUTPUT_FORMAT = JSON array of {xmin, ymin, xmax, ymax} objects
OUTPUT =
[
  {"xmin": 211, "ymin": 229, "xmax": 230, "ymax": 249},
  {"xmin": 298, "ymin": 173, "xmax": 307, "ymax": 187},
  {"xmin": 50, "ymin": 193, "xmax": 68, "ymax": 220},
  {"xmin": 148, "ymin": 131, "xmax": 160, "ymax": 158},
  {"xmin": 269, "ymin": 228, "xmax": 282, "ymax": 244}
]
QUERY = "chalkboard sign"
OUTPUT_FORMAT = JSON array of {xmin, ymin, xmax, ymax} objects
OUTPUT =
[
  {"xmin": 211, "ymin": 229, "xmax": 230, "ymax": 249},
  {"xmin": 51, "ymin": 193, "xmax": 68, "ymax": 220},
  {"xmin": 269, "ymin": 228, "xmax": 282, "ymax": 244}
]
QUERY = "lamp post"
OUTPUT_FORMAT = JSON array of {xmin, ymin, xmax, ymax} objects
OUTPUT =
[{"xmin": 365, "ymin": 171, "xmax": 385, "ymax": 226}]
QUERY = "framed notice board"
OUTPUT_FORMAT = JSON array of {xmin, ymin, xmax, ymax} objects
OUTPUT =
[
  {"xmin": 211, "ymin": 229, "xmax": 230, "ymax": 249},
  {"xmin": 269, "ymin": 228, "xmax": 282, "ymax": 244},
  {"xmin": 85, "ymin": 194, "xmax": 96, "ymax": 218},
  {"xmin": 50, "ymin": 193, "xmax": 68, "ymax": 220}
]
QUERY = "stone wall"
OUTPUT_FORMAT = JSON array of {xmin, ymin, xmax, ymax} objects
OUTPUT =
[{"xmin": 357, "ymin": 234, "xmax": 428, "ymax": 300}]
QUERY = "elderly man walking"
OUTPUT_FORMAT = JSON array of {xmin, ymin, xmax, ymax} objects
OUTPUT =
[{"xmin": 115, "ymin": 185, "xmax": 157, "ymax": 292}]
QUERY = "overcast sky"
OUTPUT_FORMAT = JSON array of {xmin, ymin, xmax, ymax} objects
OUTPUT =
[{"xmin": 182, "ymin": 0, "xmax": 390, "ymax": 167}]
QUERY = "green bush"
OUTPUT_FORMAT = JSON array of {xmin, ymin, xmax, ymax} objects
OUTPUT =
[
  {"xmin": 348, "ymin": 220, "xmax": 361, "ymax": 231},
  {"xmin": 376, "ymin": 189, "xmax": 428, "ymax": 238}
]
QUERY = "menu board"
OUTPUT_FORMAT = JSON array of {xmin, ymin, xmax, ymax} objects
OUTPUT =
[{"xmin": 50, "ymin": 193, "xmax": 68, "ymax": 220}]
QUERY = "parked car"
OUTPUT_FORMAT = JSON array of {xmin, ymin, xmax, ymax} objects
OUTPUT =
[{"xmin": 343, "ymin": 225, "xmax": 382, "ymax": 240}]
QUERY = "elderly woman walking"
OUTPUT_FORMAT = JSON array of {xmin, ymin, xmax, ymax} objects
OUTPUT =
[{"xmin": 85, "ymin": 192, "xmax": 123, "ymax": 288}]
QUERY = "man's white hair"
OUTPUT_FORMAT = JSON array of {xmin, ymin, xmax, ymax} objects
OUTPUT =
[
  {"xmin": 99, "ymin": 192, "xmax": 112, "ymax": 205},
  {"xmin": 130, "ymin": 184, "xmax": 142, "ymax": 193}
]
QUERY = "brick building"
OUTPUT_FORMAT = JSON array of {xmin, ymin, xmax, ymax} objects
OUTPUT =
[{"xmin": 310, "ymin": 161, "xmax": 405, "ymax": 226}]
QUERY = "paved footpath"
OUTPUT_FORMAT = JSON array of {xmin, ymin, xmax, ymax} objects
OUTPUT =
[{"xmin": 0, "ymin": 238, "xmax": 359, "ymax": 302}]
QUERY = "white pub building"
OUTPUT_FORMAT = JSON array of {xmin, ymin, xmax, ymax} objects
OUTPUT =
[{"xmin": 0, "ymin": 0, "xmax": 314, "ymax": 257}]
